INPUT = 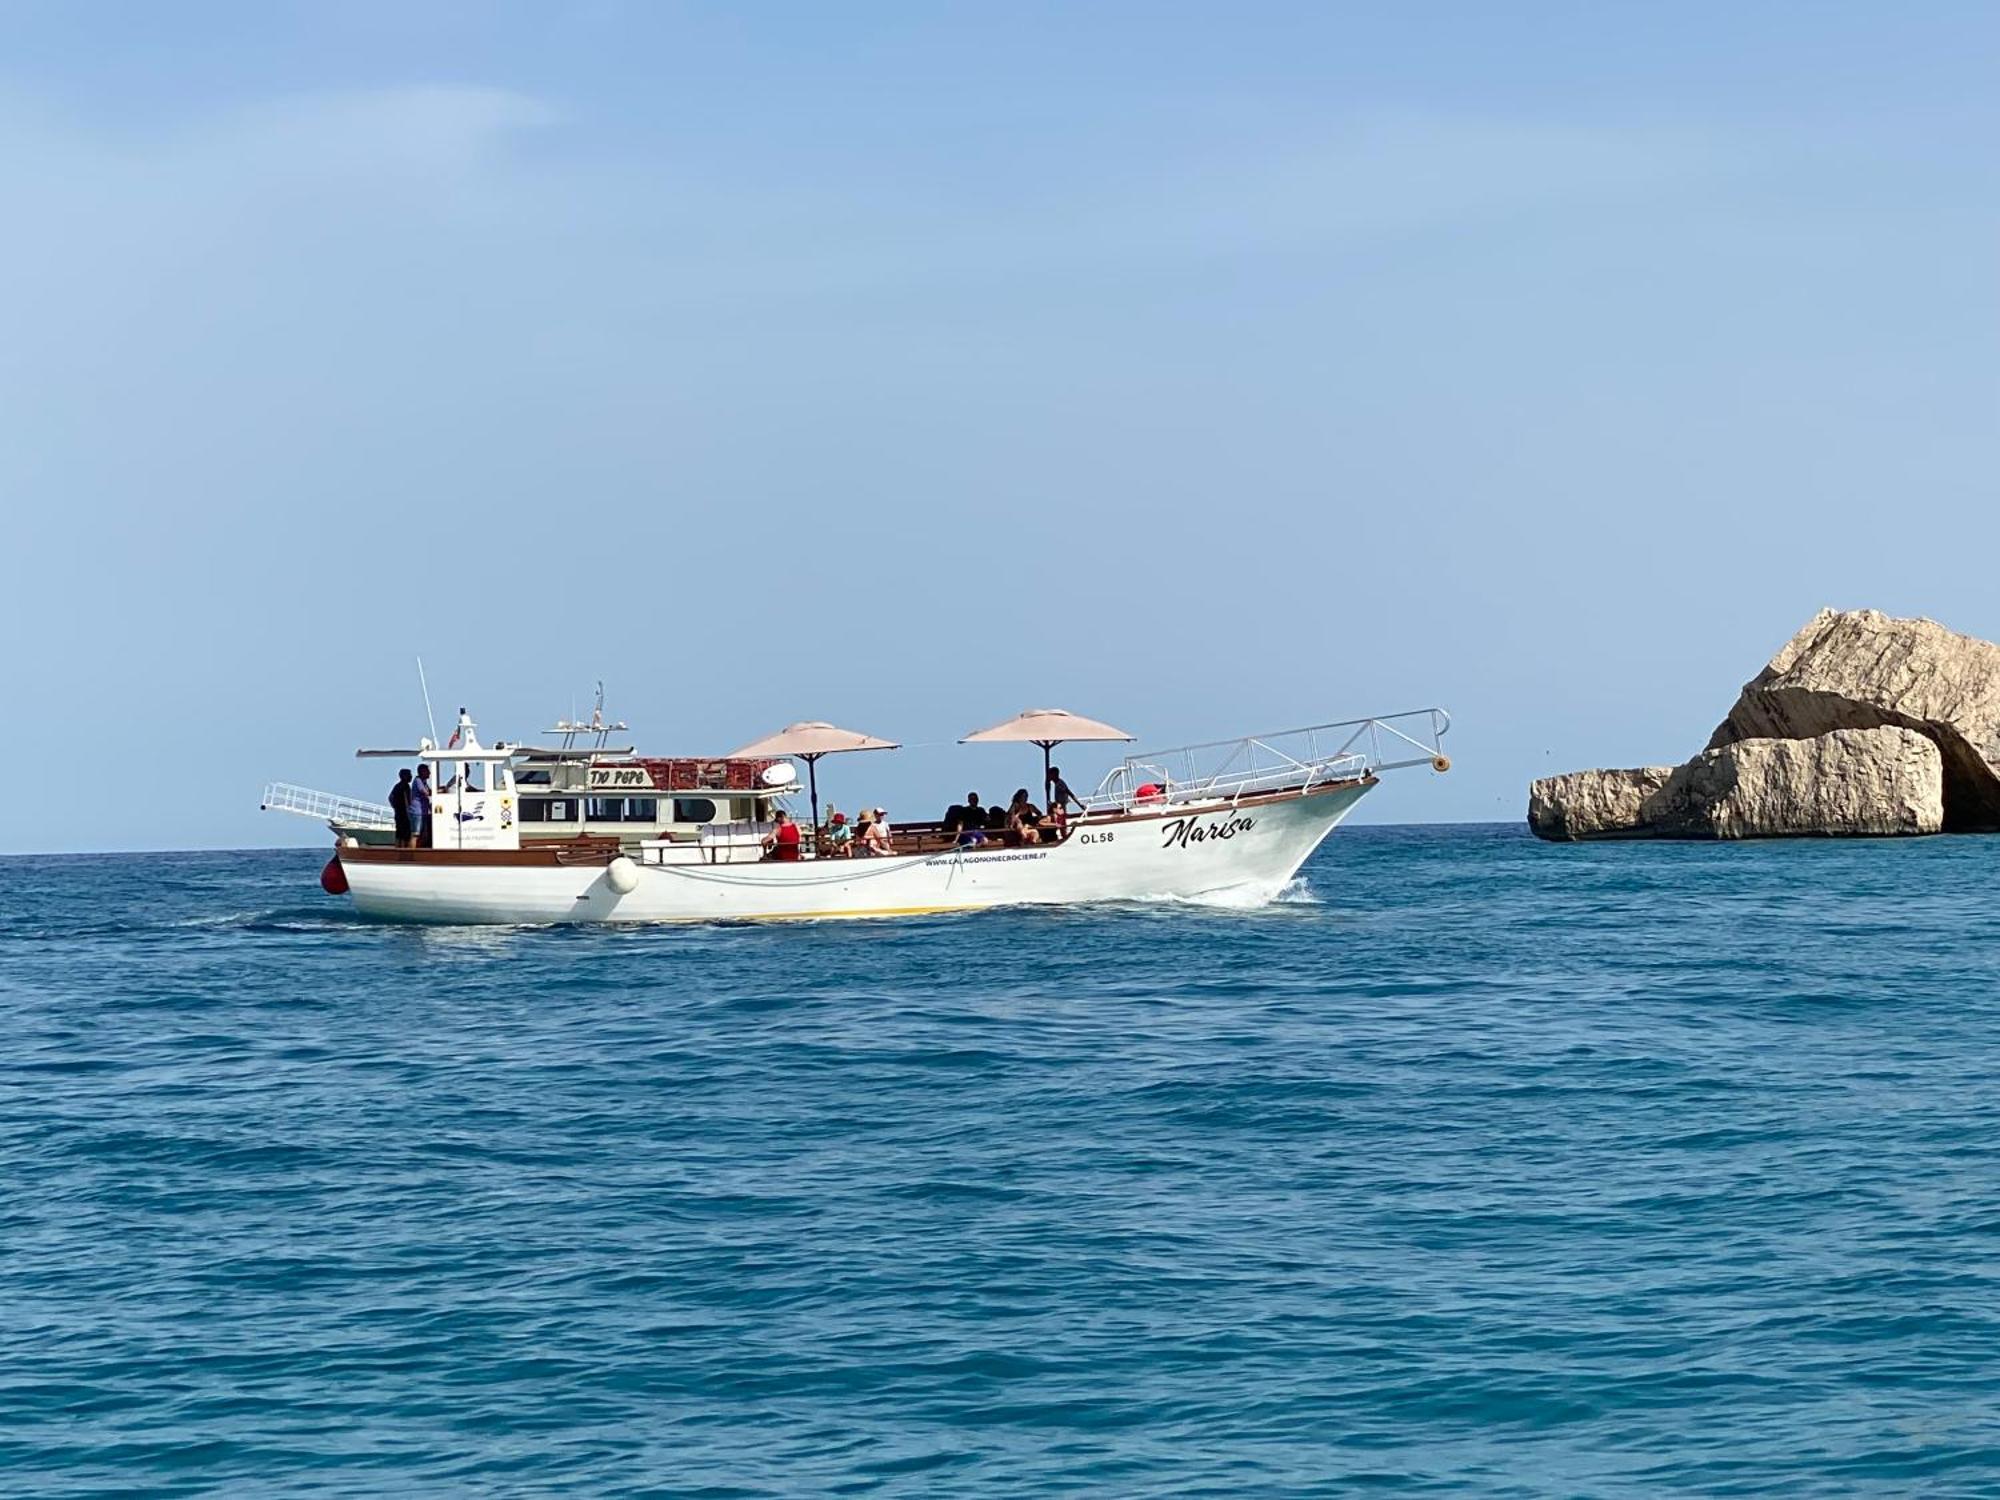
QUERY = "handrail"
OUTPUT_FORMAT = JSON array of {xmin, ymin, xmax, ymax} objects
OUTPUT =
[{"xmin": 1086, "ymin": 707, "xmax": 1449, "ymax": 814}]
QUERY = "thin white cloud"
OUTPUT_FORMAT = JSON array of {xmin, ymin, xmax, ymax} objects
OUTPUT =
[{"xmin": 214, "ymin": 85, "xmax": 559, "ymax": 178}]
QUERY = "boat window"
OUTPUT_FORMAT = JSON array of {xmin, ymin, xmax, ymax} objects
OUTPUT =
[
  {"xmin": 673, "ymin": 797, "xmax": 718, "ymax": 824},
  {"xmin": 521, "ymin": 798, "xmax": 575, "ymax": 823},
  {"xmin": 586, "ymin": 797, "xmax": 658, "ymax": 823},
  {"xmin": 515, "ymin": 768, "xmax": 551, "ymax": 786}
]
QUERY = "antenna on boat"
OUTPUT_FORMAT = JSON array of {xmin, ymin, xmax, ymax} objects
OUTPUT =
[{"xmin": 416, "ymin": 657, "xmax": 441, "ymax": 748}]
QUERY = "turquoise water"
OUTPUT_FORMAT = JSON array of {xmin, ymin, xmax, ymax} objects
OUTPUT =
[{"xmin": 3, "ymin": 825, "xmax": 1997, "ymax": 1495}]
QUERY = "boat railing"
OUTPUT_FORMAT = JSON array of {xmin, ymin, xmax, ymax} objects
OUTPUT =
[
  {"xmin": 1086, "ymin": 707, "xmax": 1450, "ymax": 814},
  {"xmin": 261, "ymin": 782, "xmax": 397, "ymax": 829}
]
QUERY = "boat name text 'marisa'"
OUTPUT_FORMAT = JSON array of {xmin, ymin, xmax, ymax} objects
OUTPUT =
[{"xmin": 1160, "ymin": 813, "xmax": 1256, "ymax": 849}]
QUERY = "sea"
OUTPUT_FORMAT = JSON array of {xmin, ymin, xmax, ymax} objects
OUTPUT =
[{"xmin": 2, "ymin": 825, "xmax": 1997, "ymax": 1497}]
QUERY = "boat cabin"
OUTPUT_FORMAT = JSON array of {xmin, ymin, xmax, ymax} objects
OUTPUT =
[
  {"xmin": 508, "ymin": 749, "xmax": 796, "ymax": 849},
  {"xmin": 337, "ymin": 707, "xmax": 798, "ymax": 854}
]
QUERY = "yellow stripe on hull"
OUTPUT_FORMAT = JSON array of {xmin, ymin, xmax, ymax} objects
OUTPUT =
[{"xmin": 704, "ymin": 903, "xmax": 977, "ymax": 924}]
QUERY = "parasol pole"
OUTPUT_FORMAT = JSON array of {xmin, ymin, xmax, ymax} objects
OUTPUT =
[
  {"xmin": 1038, "ymin": 739, "xmax": 1056, "ymax": 803},
  {"xmin": 805, "ymin": 753, "xmax": 821, "ymax": 838}
]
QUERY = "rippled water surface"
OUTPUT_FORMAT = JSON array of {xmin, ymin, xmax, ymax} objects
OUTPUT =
[{"xmin": 4, "ymin": 827, "xmax": 1999, "ymax": 1495}]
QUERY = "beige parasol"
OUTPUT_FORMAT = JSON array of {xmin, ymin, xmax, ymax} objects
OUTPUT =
[
  {"xmin": 959, "ymin": 708, "xmax": 1136, "ymax": 805},
  {"xmin": 726, "ymin": 721, "xmax": 901, "ymax": 833}
]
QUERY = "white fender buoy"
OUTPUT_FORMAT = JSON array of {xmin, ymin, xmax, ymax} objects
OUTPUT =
[{"xmin": 605, "ymin": 856, "xmax": 641, "ymax": 895}]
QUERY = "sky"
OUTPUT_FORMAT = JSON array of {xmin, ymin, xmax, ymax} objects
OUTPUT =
[{"xmin": 1, "ymin": 2, "xmax": 1995, "ymax": 853}]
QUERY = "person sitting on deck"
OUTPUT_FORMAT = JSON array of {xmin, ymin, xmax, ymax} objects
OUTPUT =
[
  {"xmin": 1006, "ymin": 788, "xmax": 1043, "ymax": 845},
  {"xmin": 1044, "ymin": 801, "xmax": 1069, "ymax": 842},
  {"xmin": 944, "ymin": 792, "xmax": 987, "ymax": 845},
  {"xmin": 762, "ymin": 809, "xmax": 802, "ymax": 861},
  {"xmin": 984, "ymin": 800, "xmax": 1011, "ymax": 833},
  {"xmin": 862, "ymin": 808, "xmax": 893, "ymax": 856},
  {"xmin": 823, "ymin": 810, "xmax": 853, "ymax": 857}
]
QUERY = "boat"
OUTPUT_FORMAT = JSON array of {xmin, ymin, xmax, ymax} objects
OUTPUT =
[{"xmin": 301, "ymin": 706, "xmax": 1451, "ymax": 925}]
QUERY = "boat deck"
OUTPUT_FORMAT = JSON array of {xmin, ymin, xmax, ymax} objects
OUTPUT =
[{"xmin": 334, "ymin": 777, "xmax": 1375, "ymax": 868}]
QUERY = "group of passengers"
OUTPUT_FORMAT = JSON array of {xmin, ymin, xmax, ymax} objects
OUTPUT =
[
  {"xmin": 823, "ymin": 805, "xmax": 894, "ymax": 859},
  {"xmin": 386, "ymin": 762, "xmax": 489, "ymax": 849},
  {"xmin": 761, "ymin": 805, "xmax": 893, "ymax": 861},
  {"xmin": 758, "ymin": 764, "xmax": 1089, "ymax": 861},
  {"xmin": 387, "ymin": 766, "xmax": 432, "ymax": 848},
  {"xmin": 944, "ymin": 766, "xmax": 1085, "ymax": 848}
]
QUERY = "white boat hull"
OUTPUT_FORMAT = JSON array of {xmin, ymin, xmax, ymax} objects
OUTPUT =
[{"xmin": 338, "ymin": 782, "xmax": 1373, "ymax": 924}]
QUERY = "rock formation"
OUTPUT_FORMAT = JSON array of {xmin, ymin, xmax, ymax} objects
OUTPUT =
[
  {"xmin": 1530, "ymin": 608, "xmax": 1993, "ymax": 840},
  {"xmin": 1527, "ymin": 728, "xmax": 1943, "ymax": 841},
  {"xmin": 1527, "ymin": 766, "xmax": 1675, "ymax": 841},
  {"xmin": 1707, "ymin": 609, "xmax": 2000, "ymax": 831}
]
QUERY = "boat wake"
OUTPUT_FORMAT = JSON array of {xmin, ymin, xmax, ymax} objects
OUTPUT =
[
  {"xmin": 165, "ymin": 906, "xmax": 372, "ymax": 936},
  {"xmin": 1124, "ymin": 876, "xmax": 1321, "ymax": 912}
]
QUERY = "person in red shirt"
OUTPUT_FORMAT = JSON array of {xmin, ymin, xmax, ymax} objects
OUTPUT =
[{"xmin": 763, "ymin": 809, "xmax": 803, "ymax": 861}]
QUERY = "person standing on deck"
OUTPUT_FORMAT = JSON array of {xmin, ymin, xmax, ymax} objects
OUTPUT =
[
  {"xmin": 1046, "ymin": 765, "xmax": 1084, "ymax": 815},
  {"xmin": 411, "ymin": 765, "xmax": 434, "ymax": 848},
  {"xmin": 388, "ymin": 769, "xmax": 415, "ymax": 847}
]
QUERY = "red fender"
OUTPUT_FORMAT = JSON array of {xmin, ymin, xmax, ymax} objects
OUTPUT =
[{"xmin": 320, "ymin": 856, "xmax": 349, "ymax": 896}]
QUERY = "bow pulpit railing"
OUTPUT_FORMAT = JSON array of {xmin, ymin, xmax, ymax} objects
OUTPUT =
[{"xmin": 1088, "ymin": 708, "xmax": 1450, "ymax": 814}]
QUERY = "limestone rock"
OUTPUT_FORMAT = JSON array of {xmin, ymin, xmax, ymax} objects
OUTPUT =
[
  {"xmin": 1679, "ymin": 727, "xmax": 1943, "ymax": 838},
  {"xmin": 1708, "ymin": 609, "xmax": 2000, "ymax": 830},
  {"xmin": 1527, "ymin": 766, "xmax": 1675, "ymax": 840},
  {"xmin": 1528, "ymin": 728, "xmax": 1943, "ymax": 841}
]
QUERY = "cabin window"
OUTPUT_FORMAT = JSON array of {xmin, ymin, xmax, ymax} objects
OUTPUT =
[
  {"xmin": 521, "ymin": 798, "xmax": 574, "ymax": 823},
  {"xmin": 673, "ymin": 797, "xmax": 719, "ymax": 824},
  {"xmin": 515, "ymin": 768, "xmax": 551, "ymax": 786},
  {"xmin": 586, "ymin": 797, "xmax": 658, "ymax": 823}
]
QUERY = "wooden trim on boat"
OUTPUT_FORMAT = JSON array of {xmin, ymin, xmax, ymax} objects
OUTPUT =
[{"xmin": 339, "ymin": 838, "xmax": 625, "ymax": 868}]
